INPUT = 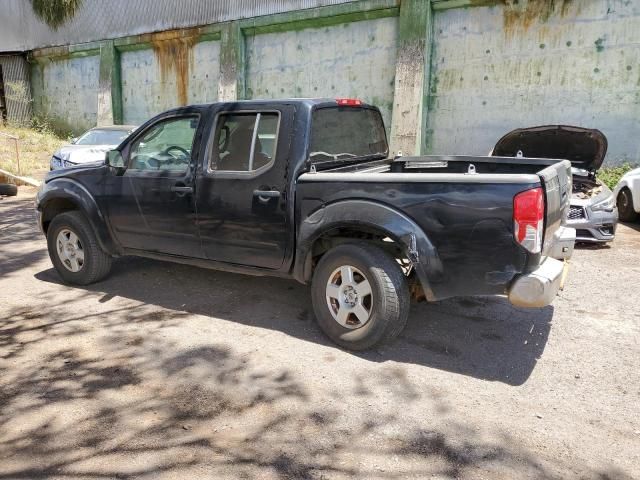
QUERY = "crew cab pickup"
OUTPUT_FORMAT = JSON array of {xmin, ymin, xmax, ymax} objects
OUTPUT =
[{"xmin": 36, "ymin": 99, "xmax": 575, "ymax": 350}]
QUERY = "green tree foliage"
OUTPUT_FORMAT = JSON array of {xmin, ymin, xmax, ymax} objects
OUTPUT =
[{"xmin": 30, "ymin": 0, "xmax": 83, "ymax": 30}]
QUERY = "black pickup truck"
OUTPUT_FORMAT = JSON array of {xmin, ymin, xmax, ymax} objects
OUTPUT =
[{"xmin": 36, "ymin": 98, "xmax": 575, "ymax": 350}]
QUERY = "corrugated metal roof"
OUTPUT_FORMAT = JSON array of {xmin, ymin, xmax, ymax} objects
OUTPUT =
[{"xmin": 0, "ymin": 0, "xmax": 360, "ymax": 52}]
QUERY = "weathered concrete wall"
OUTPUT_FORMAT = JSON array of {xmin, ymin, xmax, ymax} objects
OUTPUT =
[
  {"xmin": 245, "ymin": 16, "xmax": 398, "ymax": 131},
  {"xmin": 22, "ymin": 0, "xmax": 639, "ymax": 165},
  {"xmin": 427, "ymin": 1, "xmax": 640, "ymax": 165},
  {"xmin": 121, "ymin": 40, "xmax": 221, "ymax": 125},
  {"xmin": 32, "ymin": 55, "xmax": 100, "ymax": 133}
]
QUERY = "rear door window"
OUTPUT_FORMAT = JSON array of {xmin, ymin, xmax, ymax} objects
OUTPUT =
[{"xmin": 210, "ymin": 112, "xmax": 280, "ymax": 173}]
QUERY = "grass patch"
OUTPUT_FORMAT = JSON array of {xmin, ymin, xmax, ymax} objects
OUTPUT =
[
  {"xmin": 0, "ymin": 125, "xmax": 67, "ymax": 177},
  {"xmin": 598, "ymin": 164, "xmax": 635, "ymax": 190}
]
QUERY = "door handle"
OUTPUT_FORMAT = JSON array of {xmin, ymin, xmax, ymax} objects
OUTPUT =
[
  {"xmin": 171, "ymin": 186, "xmax": 193, "ymax": 194},
  {"xmin": 253, "ymin": 190, "xmax": 280, "ymax": 198}
]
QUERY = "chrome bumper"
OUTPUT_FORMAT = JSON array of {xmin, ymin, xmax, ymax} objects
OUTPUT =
[{"xmin": 509, "ymin": 257, "xmax": 566, "ymax": 308}]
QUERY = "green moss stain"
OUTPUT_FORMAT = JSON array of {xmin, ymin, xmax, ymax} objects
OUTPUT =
[{"xmin": 594, "ymin": 37, "xmax": 605, "ymax": 52}]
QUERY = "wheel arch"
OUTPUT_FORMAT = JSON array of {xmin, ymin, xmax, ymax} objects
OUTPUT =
[
  {"xmin": 294, "ymin": 199, "xmax": 443, "ymax": 301},
  {"xmin": 39, "ymin": 179, "xmax": 120, "ymax": 255}
]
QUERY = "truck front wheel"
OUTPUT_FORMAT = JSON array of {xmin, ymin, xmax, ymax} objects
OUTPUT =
[
  {"xmin": 47, "ymin": 211, "xmax": 112, "ymax": 285},
  {"xmin": 311, "ymin": 243, "xmax": 410, "ymax": 350}
]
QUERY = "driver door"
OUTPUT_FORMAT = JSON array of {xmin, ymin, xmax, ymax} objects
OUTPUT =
[{"xmin": 106, "ymin": 112, "xmax": 204, "ymax": 257}]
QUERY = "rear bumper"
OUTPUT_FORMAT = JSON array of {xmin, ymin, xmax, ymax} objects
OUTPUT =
[
  {"xmin": 548, "ymin": 226, "xmax": 576, "ymax": 260},
  {"xmin": 508, "ymin": 257, "xmax": 566, "ymax": 308}
]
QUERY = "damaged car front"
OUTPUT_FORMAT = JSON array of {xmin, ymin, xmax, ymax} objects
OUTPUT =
[{"xmin": 493, "ymin": 125, "xmax": 617, "ymax": 243}]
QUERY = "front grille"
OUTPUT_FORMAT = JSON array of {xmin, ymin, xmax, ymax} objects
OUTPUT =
[
  {"xmin": 568, "ymin": 206, "xmax": 586, "ymax": 220},
  {"xmin": 576, "ymin": 229, "xmax": 593, "ymax": 238}
]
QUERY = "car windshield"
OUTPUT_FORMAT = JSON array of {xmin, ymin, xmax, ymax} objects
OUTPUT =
[
  {"xmin": 309, "ymin": 107, "xmax": 388, "ymax": 163},
  {"xmin": 75, "ymin": 129, "xmax": 131, "ymax": 146}
]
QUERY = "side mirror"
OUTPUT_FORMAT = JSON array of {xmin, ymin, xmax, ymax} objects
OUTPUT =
[
  {"xmin": 70, "ymin": 137, "xmax": 78, "ymax": 144},
  {"xmin": 106, "ymin": 150, "xmax": 125, "ymax": 168}
]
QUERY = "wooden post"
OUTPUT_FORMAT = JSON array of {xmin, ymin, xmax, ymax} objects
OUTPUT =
[{"xmin": 14, "ymin": 137, "xmax": 20, "ymax": 175}]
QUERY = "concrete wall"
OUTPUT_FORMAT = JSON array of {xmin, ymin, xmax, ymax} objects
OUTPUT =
[
  {"xmin": 121, "ymin": 40, "xmax": 221, "ymax": 125},
  {"xmin": 246, "ymin": 17, "xmax": 398, "ymax": 131},
  {"xmin": 19, "ymin": 0, "xmax": 640, "ymax": 165},
  {"xmin": 427, "ymin": 1, "xmax": 640, "ymax": 165},
  {"xmin": 32, "ymin": 55, "xmax": 100, "ymax": 132}
]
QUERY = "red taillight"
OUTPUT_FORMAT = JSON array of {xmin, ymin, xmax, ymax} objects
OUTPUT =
[
  {"xmin": 513, "ymin": 187, "xmax": 544, "ymax": 253},
  {"xmin": 336, "ymin": 98, "xmax": 362, "ymax": 106}
]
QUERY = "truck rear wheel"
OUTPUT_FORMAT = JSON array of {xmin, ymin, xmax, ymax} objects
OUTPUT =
[
  {"xmin": 47, "ymin": 211, "xmax": 112, "ymax": 285},
  {"xmin": 311, "ymin": 243, "xmax": 410, "ymax": 350}
]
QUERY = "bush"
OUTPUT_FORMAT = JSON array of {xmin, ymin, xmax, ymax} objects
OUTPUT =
[{"xmin": 598, "ymin": 164, "xmax": 635, "ymax": 190}]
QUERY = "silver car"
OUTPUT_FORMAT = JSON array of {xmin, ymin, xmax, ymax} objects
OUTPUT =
[
  {"xmin": 50, "ymin": 125, "xmax": 137, "ymax": 170},
  {"xmin": 493, "ymin": 125, "xmax": 618, "ymax": 243}
]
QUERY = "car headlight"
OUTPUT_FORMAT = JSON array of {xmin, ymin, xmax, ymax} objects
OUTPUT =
[
  {"xmin": 50, "ymin": 156, "xmax": 63, "ymax": 170},
  {"xmin": 591, "ymin": 195, "xmax": 615, "ymax": 212}
]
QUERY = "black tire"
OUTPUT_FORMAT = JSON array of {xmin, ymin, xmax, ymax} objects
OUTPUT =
[
  {"xmin": 0, "ymin": 183, "xmax": 18, "ymax": 196},
  {"xmin": 311, "ymin": 243, "xmax": 410, "ymax": 351},
  {"xmin": 617, "ymin": 188, "xmax": 638, "ymax": 222},
  {"xmin": 47, "ymin": 211, "xmax": 112, "ymax": 285}
]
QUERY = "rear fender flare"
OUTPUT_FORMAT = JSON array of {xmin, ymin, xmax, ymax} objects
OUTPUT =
[{"xmin": 294, "ymin": 200, "xmax": 442, "ymax": 300}]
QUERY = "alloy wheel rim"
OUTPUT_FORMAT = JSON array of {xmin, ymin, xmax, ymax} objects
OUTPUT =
[
  {"xmin": 326, "ymin": 265, "xmax": 373, "ymax": 329},
  {"xmin": 56, "ymin": 228, "xmax": 85, "ymax": 272}
]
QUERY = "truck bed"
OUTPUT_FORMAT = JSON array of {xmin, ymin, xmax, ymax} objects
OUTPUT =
[{"xmin": 297, "ymin": 155, "xmax": 572, "ymax": 300}]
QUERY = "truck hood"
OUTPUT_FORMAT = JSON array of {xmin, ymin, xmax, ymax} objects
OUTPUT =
[
  {"xmin": 45, "ymin": 163, "xmax": 107, "ymax": 183},
  {"xmin": 492, "ymin": 125, "xmax": 607, "ymax": 172}
]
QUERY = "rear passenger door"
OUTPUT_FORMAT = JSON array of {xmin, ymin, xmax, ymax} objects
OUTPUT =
[{"xmin": 195, "ymin": 105, "xmax": 293, "ymax": 269}]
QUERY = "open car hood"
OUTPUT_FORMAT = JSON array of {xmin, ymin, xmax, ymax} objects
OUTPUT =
[{"xmin": 492, "ymin": 125, "xmax": 607, "ymax": 172}]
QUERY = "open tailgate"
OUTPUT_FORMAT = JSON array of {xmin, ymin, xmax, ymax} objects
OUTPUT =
[{"xmin": 538, "ymin": 160, "xmax": 572, "ymax": 256}]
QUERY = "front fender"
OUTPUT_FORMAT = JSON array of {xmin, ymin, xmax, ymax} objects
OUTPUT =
[
  {"xmin": 294, "ymin": 200, "xmax": 443, "ymax": 301},
  {"xmin": 37, "ymin": 178, "xmax": 120, "ymax": 255}
]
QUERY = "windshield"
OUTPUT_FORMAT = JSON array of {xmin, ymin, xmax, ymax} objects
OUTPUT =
[
  {"xmin": 309, "ymin": 107, "xmax": 388, "ymax": 163},
  {"xmin": 75, "ymin": 129, "xmax": 132, "ymax": 146}
]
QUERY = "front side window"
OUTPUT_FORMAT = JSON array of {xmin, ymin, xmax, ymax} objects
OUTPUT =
[
  {"xmin": 210, "ymin": 112, "xmax": 279, "ymax": 172},
  {"xmin": 129, "ymin": 115, "xmax": 199, "ymax": 172}
]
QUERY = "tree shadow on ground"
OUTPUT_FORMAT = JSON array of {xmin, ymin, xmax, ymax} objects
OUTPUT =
[
  {"xmin": 0, "ymin": 197, "xmax": 48, "ymax": 277},
  {"xmin": 0, "ymin": 302, "xmax": 629, "ymax": 479},
  {"xmin": 34, "ymin": 254, "xmax": 553, "ymax": 386}
]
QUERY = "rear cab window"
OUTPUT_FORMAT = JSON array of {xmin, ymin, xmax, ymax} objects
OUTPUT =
[{"xmin": 309, "ymin": 106, "xmax": 388, "ymax": 166}]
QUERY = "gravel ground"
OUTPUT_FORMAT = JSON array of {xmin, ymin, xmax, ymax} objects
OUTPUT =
[{"xmin": 1, "ymin": 188, "xmax": 639, "ymax": 479}]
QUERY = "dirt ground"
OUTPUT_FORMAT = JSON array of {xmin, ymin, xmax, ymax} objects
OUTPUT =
[{"xmin": 1, "ymin": 187, "xmax": 639, "ymax": 479}]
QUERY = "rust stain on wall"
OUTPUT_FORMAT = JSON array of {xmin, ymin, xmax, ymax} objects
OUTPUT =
[
  {"xmin": 151, "ymin": 30, "xmax": 198, "ymax": 106},
  {"xmin": 502, "ymin": 0, "xmax": 574, "ymax": 38}
]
